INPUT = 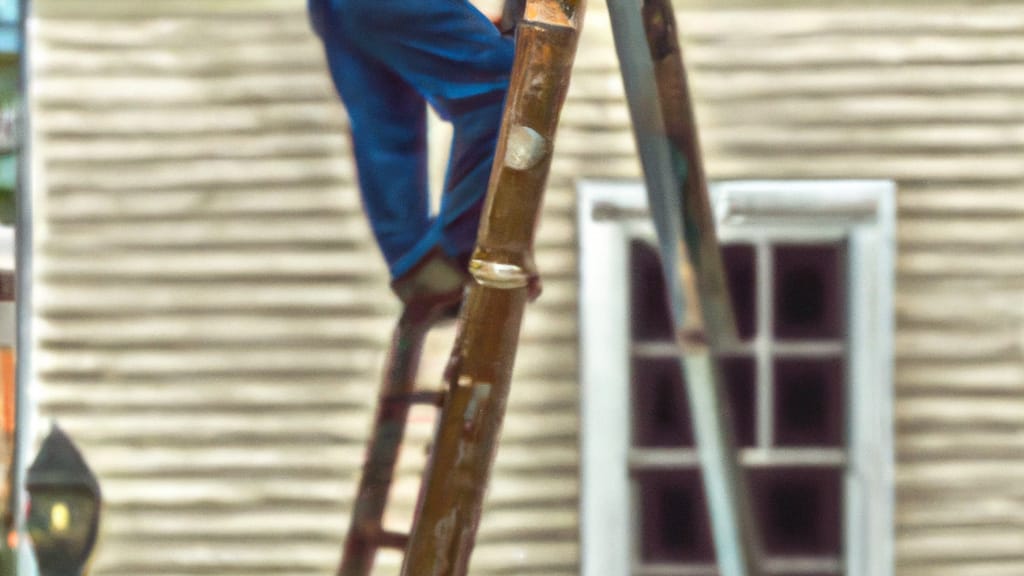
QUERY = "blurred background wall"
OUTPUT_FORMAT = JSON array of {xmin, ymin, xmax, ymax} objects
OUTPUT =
[{"xmin": 24, "ymin": 0, "xmax": 1024, "ymax": 575}]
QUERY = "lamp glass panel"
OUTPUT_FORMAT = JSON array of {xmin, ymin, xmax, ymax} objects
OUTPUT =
[{"xmin": 27, "ymin": 489, "xmax": 98, "ymax": 573}]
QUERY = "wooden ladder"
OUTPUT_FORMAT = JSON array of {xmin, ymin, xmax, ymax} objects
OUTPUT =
[
  {"xmin": 336, "ymin": 1, "xmax": 764, "ymax": 574},
  {"xmin": 335, "ymin": 303, "xmax": 447, "ymax": 576}
]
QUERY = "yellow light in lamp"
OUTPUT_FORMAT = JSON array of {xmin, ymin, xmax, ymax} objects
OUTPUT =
[
  {"xmin": 26, "ymin": 425, "xmax": 102, "ymax": 576},
  {"xmin": 50, "ymin": 502, "xmax": 70, "ymax": 533}
]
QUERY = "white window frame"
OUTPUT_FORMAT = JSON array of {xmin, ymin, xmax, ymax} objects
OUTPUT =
[{"xmin": 578, "ymin": 179, "xmax": 896, "ymax": 576}]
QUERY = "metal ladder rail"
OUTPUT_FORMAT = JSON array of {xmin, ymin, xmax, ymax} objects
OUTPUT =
[
  {"xmin": 336, "ymin": 306, "xmax": 448, "ymax": 576},
  {"xmin": 608, "ymin": 0, "xmax": 764, "ymax": 574},
  {"xmin": 400, "ymin": 2, "xmax": 585, "ymax": 574}
]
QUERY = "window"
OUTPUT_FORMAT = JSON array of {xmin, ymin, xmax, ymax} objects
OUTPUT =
[{"xmin": 579, "ymin": 180, "xmax": 895, "ymax": 576}]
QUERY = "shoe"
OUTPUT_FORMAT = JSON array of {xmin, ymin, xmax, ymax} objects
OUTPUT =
[{"xmin": 391, "ymin": 249, "xmax": 471, "ymax": 323}]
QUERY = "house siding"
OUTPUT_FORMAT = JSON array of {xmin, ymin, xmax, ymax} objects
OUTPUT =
[{"xmin": 28, "ymin": 1, "xmax": 1024, "ymax": 575}]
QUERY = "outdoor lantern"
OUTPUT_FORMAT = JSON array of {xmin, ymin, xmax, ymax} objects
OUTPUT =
[{"xmin": 25, "ymin": 426, "xmax": 101, "ymax": 576}]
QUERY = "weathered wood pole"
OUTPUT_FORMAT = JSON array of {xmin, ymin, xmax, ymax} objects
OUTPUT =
[
  {"xmin": 608, "ymin": 0, "xmax": 764, "ymax": 574},
  {"xmin": 400, "ymin": 1, "xmax": 585, "ymax": 574},
  {"xmin": 640, "ymin": 0, "xmax": 736, "ymax": 343}
]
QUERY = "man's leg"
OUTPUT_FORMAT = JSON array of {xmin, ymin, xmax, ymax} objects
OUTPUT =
[
  {"xmin": 315, "ymin": 12, "xmax": 433, "ymax": 277},
  {"xmin": 335, "ymin": 0, "xmax": 515, "ymax": 277},
  {"xmin": 436, "ymin": 98, "xmax": 507, "ymax": 265}
]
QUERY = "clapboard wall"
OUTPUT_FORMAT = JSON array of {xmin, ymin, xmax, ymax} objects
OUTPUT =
[
  {"xmin": 27, "ymin": 1, "xmax": 1024, "ymax": 575},
  {"xmin": 29, "ymin": 2, "xmax": 578, "ymax": 575}
]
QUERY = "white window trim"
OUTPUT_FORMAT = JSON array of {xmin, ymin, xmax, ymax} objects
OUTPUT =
[{"xmin": 578, "ymin": 179, "xmax": 896, "ymax": 576}]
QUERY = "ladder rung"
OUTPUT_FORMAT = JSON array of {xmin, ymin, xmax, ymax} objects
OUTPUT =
[
  {"xmin": 384, "ymin": 391, "xmax": 445, "ymax": 407},
  {"xmin": 378, "ymin": 530, "xmax": 410, "ymax": 550}
]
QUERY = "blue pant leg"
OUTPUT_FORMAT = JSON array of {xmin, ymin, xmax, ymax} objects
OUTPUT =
[
  {"xmin": 437, "ymin": 98, "xmax": 507, "ymax": 262},
  {"xmin": 337, "ymin": 0, "xmax": 514, "ymax": 115},
  {"xmin": 313, "ymin": 6, "xmax": 432, "ymax": 274},
  {"xmin": 334, "ymin": 0, "xmax": 514, "ymax": 275}
]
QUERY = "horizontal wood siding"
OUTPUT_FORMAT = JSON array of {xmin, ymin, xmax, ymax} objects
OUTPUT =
[
  {"xmin": 31, "ymin": 4, "xmax": 577, "ymax": 575},
  {"xmin": 29, "ymin": 1, "xmax": 1024, "ymax": 575}
]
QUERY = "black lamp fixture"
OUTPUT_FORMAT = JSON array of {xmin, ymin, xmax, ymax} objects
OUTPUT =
[{"xmin": 25, "ymin": 425, "xmax": 101, "ymax": 576}]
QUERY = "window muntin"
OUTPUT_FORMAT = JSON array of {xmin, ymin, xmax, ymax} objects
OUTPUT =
[
  {"xmin": 578, "ymin": 179, "xmax": 895, "ymax": 576},
  {"xmin": 628, "ymin": 238, "xmax": 848, "ymax": 573}
]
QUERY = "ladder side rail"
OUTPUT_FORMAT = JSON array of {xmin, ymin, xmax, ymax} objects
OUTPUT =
[
  {"xmin": 606, "ymin": 1, "xmax": 763, "ymax": 575},
  {"xmin": 337, "ymin": 316, "xmax": 433, "ymax": 576},
  {"xmin": 641, "ymin": 0, "xmax": 736, "ymax": 344},
  {"xmin": 401, "ymin": 1, "xmax": 586, "ymax": 574}
]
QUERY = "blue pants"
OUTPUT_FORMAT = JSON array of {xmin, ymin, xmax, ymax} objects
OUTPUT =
[{"xmin": 309, "ymin": 0, "xmax": 514, "ymax": 279}]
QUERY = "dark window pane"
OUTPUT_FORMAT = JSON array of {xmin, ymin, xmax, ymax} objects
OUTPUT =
[
  {"xmin": 774, "ymin": 359, "xmax": 845, "ymax": 447},
  {"xmin": 635, "ymin": 470, "xmax": 714, "ymax": 563},
  {"xmin": 718, "ymin": 356, "xmax": 757, "ymax": 448},
  {"xmin": 633, "ymin": 356, "xmax": 759, "ymax": 449},
  {"xmin": 722, "ymin": 244, "xmax": 757, "ymax": 341},
  {"xmin": 631, "ymin": 240, "xmax": 675, "ymax": 342},
  {"xmin": 632, "ymin": 356, "xmax": 693, "ymax": 448},
  {"xmin": 751, "ymin": 467, "xmax": 842, "ymax": 556},
  {"xmin": 773, "ymin": 244, "xmax": 844, "ymax": 340}
]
